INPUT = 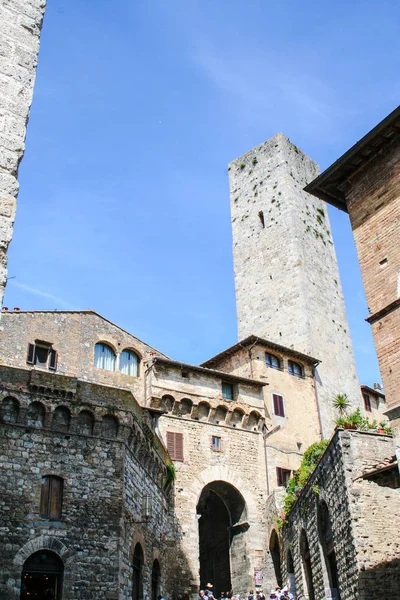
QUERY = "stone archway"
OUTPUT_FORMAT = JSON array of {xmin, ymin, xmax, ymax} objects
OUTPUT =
[
  {"xmin": 197, "ymin": 481, "xmax": 248, "ymax": 597},
  {"xmin": 269, "ymin": 530, "xmax": 282, "ymax": 588},
  {"xmin": 20, "ymin": 550, "xmax": 63, "ymax": 600}
]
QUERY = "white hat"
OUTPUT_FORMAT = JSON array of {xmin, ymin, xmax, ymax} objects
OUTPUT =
[{"xmin": 282, "ymin": 588, "xmax": 288, "ymax": 592}]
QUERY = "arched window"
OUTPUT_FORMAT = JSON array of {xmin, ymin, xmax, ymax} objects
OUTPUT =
[
  {"xmin": 180, "ymin": 398, "xmax": 193, "ymax": 416},
  {"xmin": 40, "ymin": 476, "xmax": 63, "ymax": 520},
  {"xmin": 26, "ymin": 402, "xmax": 45, "ymax": 428},
  {"xmin": 161, "ymin": 395, "xmax": 175, "ymax": 412},
  {"xmin": 119, "ymin": 349, "xmax": 139, "ymax": 377},
  {"xmin": 1, "ymin": 396, "xmax": 19, "ymax": 423},
  {"xmin": 52, "ymin": 406, "xmax": 71, "ymax": 433},
  {"xmin": 266, "ymin": 352, "xmax": 281, "ymax": 370},
  {"xmin": 288, "ymin": 360, "xmax": 303, "ymax": 378},
  {"xmin": 300, "ymin": 530, "xmax": 315, "ymax": 600},
  {"xmin": 151, "ymin": 559, "xmax": 161, "ymax": 600},
  {"xmin": 101, "ymin": 414, "xmax": 119, "ymax": 438},
  {"xmin": 132, "ymin": 543, "xmax": 144, "ymax": 600},
  {"xmin": 21, "ymin": 550, "xmax": 63, "ymax": 600},
  {"xmin": 214, "ymin": 405, "xmax": 228, "ymax": 424},
  {"xmin": 94, "ymin": 342, "xmax": 116, "ymax": 371},
  {"xmin": 247, "ymin": 411, "xmax": 261, "ymax": 430},
  {"xmin": 198, "ymin": 402, "xmax": 211, "ymax": 420},
  {"xmin": 77, "ymin": 410, "xmax": 95, "ymax": 435},
  {"xmin": 231, "ymin": 408, "xmax": 244, "ymax": 427}
]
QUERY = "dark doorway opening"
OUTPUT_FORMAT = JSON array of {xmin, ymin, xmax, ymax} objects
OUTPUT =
[
  {"xmin": 318, "ymin": 501, "xmax": 340, "ymax": 599},
  {"xmin": 132, "ymin": 543, "xmax": 144, "ymax": 600},
  {"xmin": 197, "ymin": 481, "xmax": 248, "ymax": 597},
  {"xmin": 152, "ymin": 559, "xmax": 161, "ymax": 600},
  {"xmin": 20, "ymin": 550, "xmax": 63, "ymax": 600},
  {"xmin": 300, "ymin": 530, "xmax": 315, "ymax": 600},
  {"xmin": 269, "ymin": 530, "xmax": 282, "ymax": 588}
]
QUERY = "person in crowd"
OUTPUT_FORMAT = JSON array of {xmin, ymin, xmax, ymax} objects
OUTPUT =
[
  {"xmin": 268, "ymin": 591, "xmax": 279, "ymax": 600},
  {"xmin": 198, "ymin": 590, "xmax": 206, "ymax": 600},
  {"xmin": 280, "ymin": 587, "xmax": 293, "ymax": 599},
  {"xmin": 248, "ymin": 590, "xmax": 254, "ymax": 600},
  {"xmin": 205, "ymin": 584, "xmax": 214, "ymax": 599}
]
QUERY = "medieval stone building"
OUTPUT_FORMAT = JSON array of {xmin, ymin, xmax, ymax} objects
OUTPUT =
[{"xmin": 0, "ymin": 2, "xmax": 399, "ymax": 600}]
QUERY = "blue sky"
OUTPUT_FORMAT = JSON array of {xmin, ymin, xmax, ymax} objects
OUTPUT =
[{"xmin": 4, "ymin": 0, "xmax": 400, "ymax": 386}]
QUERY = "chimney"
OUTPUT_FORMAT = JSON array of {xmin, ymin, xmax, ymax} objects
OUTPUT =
[
  {"xmin": 2, "ymin": 307, "xmax": 8, "ymax": 311},
  {"xmin": 14, "ymin": 307, "xmax": 20, "ymax": 311},
  {"xmin": 373, "ymin": 382, "xmax": 383, "ymax": 392}
]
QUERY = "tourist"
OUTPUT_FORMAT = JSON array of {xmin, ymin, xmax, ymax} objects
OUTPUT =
[
  {"xmin": 199, "ymin": 591, "xmax": 205, "ymax": 600},
  {"xmin": 248, "ymin": 590, "xmax": 254, "ymax": 600},
  {"xmin": 268, "ymin": 591, "xmax": 279, "ymax": 600},
  {"xmin": 205, "ymin": 584, "xmax": 214, "ymax": 599},
  {"xmin": 280, "ymin": 587, "xmax": 293, "ymax": 599}
]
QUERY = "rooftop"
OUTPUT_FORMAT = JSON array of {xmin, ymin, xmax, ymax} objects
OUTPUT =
[
  {"xmin": 201, "ymin": 334, "xmax": 319, "ymax": 369},
  {"xmin": 304, "ymin": 105, "xmax": 400, "ymax": 211}
]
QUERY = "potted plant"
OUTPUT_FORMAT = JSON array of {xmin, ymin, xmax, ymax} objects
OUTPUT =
[{"xmin": 377, "ymin": 421, "xmax": 389, "ymax": 434}]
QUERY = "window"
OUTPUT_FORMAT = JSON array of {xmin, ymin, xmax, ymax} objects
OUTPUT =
[
  {"xmin": 119, "ymin": 349, "xmax": 139, "ymax": 376},
  {"xmin": 273, "ymin": 393, "xmax": 285, "ymax": 417},
  {"xmin": 181, "ymin": 371, "xmax": 189, "ymax": 379},
  {"xmin": 266, "ymin": 352, "xmax": 281, "ymax": 370},
  {"xmin": 276, "ymin": 467, "xmax": 291, "ymax": 487},
  {"xmin": 211, "ymin": 436, "xmax": 221, "ymax": 451},
  {"xmin": 166, "ymin": 431, "xmax": 184, "ymax": 461},
  {"xmin": 222, "ymin": 382, "xmax": 234, "ymax": 400},
  {"xmin": 40, "ymin": 475, "xmax": 63, "ymax": 519},
  {"xmin": 288, "ymin": 360, "xmax": 303, "ymax": 378},
  {"xmin": 363, "ymin": 393, "xmax": 372, "ymax": 412},
  {"xmin": 94, "ymin": 342, "xmax": 116, "ymax": 371},
  {"xmin": 26, "ymin": 342, "xmax": 57, "ymax": 371}
]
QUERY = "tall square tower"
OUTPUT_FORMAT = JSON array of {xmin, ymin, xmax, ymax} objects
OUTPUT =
[{"xmin": 229, "ymin": 134, "xmax": 361, "ymax": 435}]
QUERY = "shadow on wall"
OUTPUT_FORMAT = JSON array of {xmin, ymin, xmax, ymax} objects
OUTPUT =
[{"xmin": 358, "ymin": 558, "xmax": 400, "ymax": 599}]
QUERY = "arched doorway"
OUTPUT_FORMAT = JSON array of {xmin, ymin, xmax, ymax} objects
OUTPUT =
[
  {"xmin": 318, "ymin": 501, "xmax": 340, "ymax": 599},
  {"xmin": 20, "ymin": 550, "xmax": 63, "ymax": 600},
  {"xmin": 132, "ymin": 543, "xmax": 144, "ymax": 600},
  {"xmin": 300, "ymin": 530, "xmax": 315, "ymax": 600},
  {"xmin": 152, "ymin": 559, "xmax": 161, "ymax": 600},
  {"xmin": 197, "ymin": 481, "xmax": 248, "ymax": 597},
  {"xmin": 269, "ymin": 530, "xmax": 282, "ymax": 588},
  {"xmin": 286, "ymin": 549, "xmax": 297, "ymax": 597}
]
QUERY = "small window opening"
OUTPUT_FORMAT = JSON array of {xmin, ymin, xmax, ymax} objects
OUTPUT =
[
  {"xmin": 181, "ymin": 371, "xmax": 189, "ymax": 379},
  {"xmin": 276, "ymin": 467, "xmax": 291, "ymax": 487},
  {"xmin": 363, "ymin": 393, "xmax": 372, "ymax": 412},
  {"xmin": 258, "ymin": 210, "xmax": 265, "ymax": 228},
  {"xmin": 222, "ymin": 382, "xmax": 234, "ymax": 400},
  {"xmin": 211, "ymin": 436, "xmax": 221, "ymax": 451},
  {"xmin": 379, "ymin": 258, "xmax": 388, "ymax": 266}
]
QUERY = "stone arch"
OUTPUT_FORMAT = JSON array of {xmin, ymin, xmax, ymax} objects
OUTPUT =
[
  {"xmin": 0, "ymin": 396, "xmax": 19, "ymax": 423},
  {"xmin": 286, "ymin": 548, "xmax": 297, "ymax": 597},
  {"xmin": 230, "ymin": 408, "xmax": 244, "ymax": 427},
  {"xmin": 180, "ymin": 398, "xmax": 193, "ymax": 416},
  {"xmin": 77, "ymin": 409, "xmax": 95, "ymax": 435},
  {"xmin": 247, "ymin": 410, "xmax": 262, "ymax": 431},
  {"xmin": 20, "ymin": 550, "xmax": 64, "ymax": 600},
  {"xmin": 52, "ymin": 406, "xmax": 71, "ymax": 432},
  {"xmin": 26, "ymin": 401, "xmax": 45, "ymax": 428},
  {"xmin": 101, "ymin": 414, "xmax": 119, "ymax": 437},
  {"xmin": 300, "ymin": 529, "xmax": 315, "ymax": 600},
  {"xmin": 269, "ymin": 529, "xmax": 282, "ymax": 588},
  {"xmin": 132, "ymin": 542, "xmax": 145, "ymax": 600},
  {"xmin": 317, "ymin": 499, "xmax": 341, "ymax": 599},
  {"xmin": 214, "ymin": 405, "xmax": 228, "ymax": 424},
  {"xmin": 161, "ymin": 395, "xmax": 175, "ymax": 412},
  {"xmin": 151, "ymin": 558, "xmax": 161, "ymax": 600},
  {"xmin": 198, "ymin": 401, "xmax": 211, "ymax": 420},
  {"xmin": 197, "ymin": 481, "xmax": 248, "ymax": 596},
  {"xmin": 14, "ymin": 536, "xmax": 74, "ymax": 568}
]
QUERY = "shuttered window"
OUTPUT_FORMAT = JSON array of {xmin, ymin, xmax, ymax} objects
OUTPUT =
[
  {"xmin": 222, "ymin": 382, "xmax": 234, "ymax": 400},
  {"xmin": 273, "ymin": 394, "xmax": 285, "ymax": 417},
  {"xmin": 26, "ymin": 343, "xmax": 58, "ymax": 372},
  {"xmin": 277, "ymin": 467, "xmax": 291, "ymax": 487},
  {"xmin": 363, "ymin": 393, "xmax": 372, "ymax": 412},
  {"xmin": 40, "ymin": 476, "xmax": 63, "ymax": 519},
  {"xmin": 166, "ymin": 431, "xmax": 184, "ymax": 462}
]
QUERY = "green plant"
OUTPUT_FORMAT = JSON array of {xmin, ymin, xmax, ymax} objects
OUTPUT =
[
  {"xmin": 332, "ymin": 393, "xmax": 350, "ymax": 416},
  {"xmin": 164, "ymin": 462, "xmax": 176, "ymax": 489},
  {"xmin": 240, "ymin": 163, "xmax": 246, "ymax": 170},
  {"xmin": 312, "ymin": 484, "xmax": 320, "ymax": 496},
  {"xmin": 252, "ymin": 157, "xmax": 258, "ymax": 165}
]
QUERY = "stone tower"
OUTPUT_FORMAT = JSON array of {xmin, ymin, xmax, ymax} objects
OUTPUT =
[
  {"xmin": 229, "ymin": 133, "xmax": 361, "ymax": 436},
  {"xmin": 0, "ymin": 0, "xmax": 47, "ymax": 307}
]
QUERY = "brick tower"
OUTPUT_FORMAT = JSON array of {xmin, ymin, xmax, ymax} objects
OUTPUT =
[{"xmin": 229, "ymin": 133, "xmax": 361, "ymax": 436}]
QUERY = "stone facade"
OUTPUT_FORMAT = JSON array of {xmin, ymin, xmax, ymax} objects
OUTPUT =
[
  {"xmin": 228, "ymin": 134, "xmax": 361, "ymax": 438},
  {"xmin": 0, "ymin": 363, "xmax": 173, "ymax": 600},
  {"xmin": 202, "ymin": 337, "xmax": 323, "ymax": 491},
  {"xmin": 360, "ymin": 384, "xmax": 387, "ymax": 425},
  {"xmin": 280, "ymin": 430, "xmax": 399, "ymax": 600},
  {"xmin": 0, "ymin": 0, "xmax": 46, "ymax": 307}
]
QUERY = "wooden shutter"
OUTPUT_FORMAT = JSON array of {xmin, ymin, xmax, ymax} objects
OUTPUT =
[
  {"xmin": 49, "ymin": 477, "xmax": 63, "ymax": 519},
  {"xmin": 166, "ymin": 431, "xmax": 184, "ymax": 461},
  {"xmin": 49, "ymin": 349, "xmax": 58, "ymax": 371},
  {"xmin": 40, "ymin": 476, "xmax": 50, "ymax": 516},
  {"xmin": 27, "ymin": 343, "xmax": 35, "ymax": 364},
  {"xmin": 273, "ymin": 394, "xmax": 285, "ymax": 417}
]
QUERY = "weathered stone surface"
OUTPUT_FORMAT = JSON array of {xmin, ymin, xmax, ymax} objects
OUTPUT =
[
  {"xmin": 0, "ymin": 0, "xmax": 46, "ymax": 307},
  {"xmin": 229, "ymin": 134, "xmax": 361, "ymax": 436}
]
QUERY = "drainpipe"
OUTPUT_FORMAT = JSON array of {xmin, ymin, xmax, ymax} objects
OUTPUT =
[
  {"xmin": 312, "ymin": 361, "xmax": 324, "ymax": 440},
  {"xmin": 263, "ymin": 425, "xmax": 281, "ymax": 496},
  {"xmin": 239, "ymin": 338, "xmax": 259, "ymax": 379}
]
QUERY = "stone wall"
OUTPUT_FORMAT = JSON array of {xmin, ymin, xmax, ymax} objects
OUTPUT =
[
  {"xmin": 280, "ymin": 430, "xmax": 399, "ymax": 600},
  {"xmin": 0, "ymin": 0, "xmax": 46, "ymax": 306},
  {"xmin": 229, "ymin": 134, "xmax": 361, "ymax": 436},
  {"xmin": 0, "ymin": 364, "xmax": 172, "ymax": 600},
  {"xmin": 0, "ymin": 309, "xmax": 167, "ymax": 401}
]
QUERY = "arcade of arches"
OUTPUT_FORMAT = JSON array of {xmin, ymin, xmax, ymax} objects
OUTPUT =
[{"xmin": 197, "ymin": 481, "xmax": 249, "ymax": 597}]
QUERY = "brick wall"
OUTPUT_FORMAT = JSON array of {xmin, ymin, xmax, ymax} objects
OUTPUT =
[{"xmin": 0, "ymin": 0, "xmax": 46, "ymax": 306}]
